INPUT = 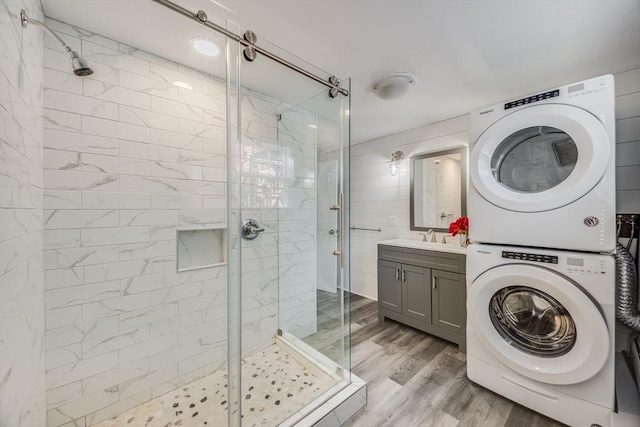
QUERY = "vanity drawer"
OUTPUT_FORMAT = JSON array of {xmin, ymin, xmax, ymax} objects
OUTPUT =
[{"xmin": 378, "ymin": 245, "xmax": 466, "ymax": 274}]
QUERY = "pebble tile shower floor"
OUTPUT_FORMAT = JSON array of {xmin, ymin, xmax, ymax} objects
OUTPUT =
[{"xmin": 92, "ymin": 344, "xmax": 335, "ymax": 427}]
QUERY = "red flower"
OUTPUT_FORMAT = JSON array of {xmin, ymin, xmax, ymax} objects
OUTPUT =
[{"xmin": 448, "ymin": 217, "xmax": 469, "ymax": 236}]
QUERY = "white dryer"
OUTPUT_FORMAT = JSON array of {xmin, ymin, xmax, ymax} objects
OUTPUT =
[
  {"xmin": 468, "ymin": 75, "xmax": 615, "ymax": 253},
  {"xmin": 466, "ymin": 243, "xmax": 615, "ymax": 427}
]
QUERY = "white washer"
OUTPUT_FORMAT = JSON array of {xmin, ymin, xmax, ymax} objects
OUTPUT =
[
  {"xmin": 468, "ymin": 75, "xmax": 615, "ymax": 253},
  {"xmin": 466, "ymin": 243, "xmax": 615, "ymax": 427}
]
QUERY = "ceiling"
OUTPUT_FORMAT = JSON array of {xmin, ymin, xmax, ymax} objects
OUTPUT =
[
  {"xmin": 218, "ymin": 0, "xmax": 640, "ymax": 143},
  {"xmin": 42, "ymin": 1, "xmax": 640, "ymax": 144}
]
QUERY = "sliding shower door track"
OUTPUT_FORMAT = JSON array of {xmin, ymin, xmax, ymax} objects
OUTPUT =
[{"xmin": 151, "ymin": 0, "xmax": 349, "ymax": 97}]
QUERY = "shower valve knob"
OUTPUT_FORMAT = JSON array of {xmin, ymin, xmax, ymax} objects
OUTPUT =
[{"xmin": 242, "ymin": 219, "xmax": 265, "ymax": 240}]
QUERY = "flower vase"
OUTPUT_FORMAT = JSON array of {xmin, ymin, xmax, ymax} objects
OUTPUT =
[{"xmin": 460, "ymin": 233, "xmax": 469, "ymax": 248}]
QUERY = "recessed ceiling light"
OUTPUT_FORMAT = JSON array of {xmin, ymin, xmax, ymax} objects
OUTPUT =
[
  {"xmin": 193, "ymin": 39, "xmax": 219, "ymax": 56},
  {"xmin": 308, "ymin": 124, "xmax": 318, "ymax": 129},
  {"xmin": 173, "ymin": 81, "xmax": 193, "ymax": 90}
]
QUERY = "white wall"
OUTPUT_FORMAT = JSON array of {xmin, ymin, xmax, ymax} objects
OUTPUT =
[
  {"xmin": 350, "ymin": 68, "xmax": 640, "ymax": 300},
  {"xmin": 0, "ymin": 2, "xmax": 47, "ymax": 426}
]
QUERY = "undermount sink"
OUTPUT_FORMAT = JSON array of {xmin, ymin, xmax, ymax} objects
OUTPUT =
[{"xmin": 377, "ymin": 239, "xmax": 467, "ymax": 254}]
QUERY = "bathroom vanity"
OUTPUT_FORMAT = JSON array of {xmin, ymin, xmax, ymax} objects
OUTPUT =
[{"xmin": 377, "ymin": 239, "xmax": 466, "ymax": 352}]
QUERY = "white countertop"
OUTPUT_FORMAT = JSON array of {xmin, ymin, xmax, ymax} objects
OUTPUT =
[{"xmin": 378, "ymin": 239, "xmax": 467, "ymax": 255}]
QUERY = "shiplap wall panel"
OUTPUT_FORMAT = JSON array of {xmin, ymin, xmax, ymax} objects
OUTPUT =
[
  {"xmin": 616, "ymin": 117, "xmax": 640, "ymax": 143},
  {"xmin": 614, "ymin": 68, "xmax": 640, "ymax": 213},
  {"xmin": 351, "ymin": 68, "xmax": 640, "ymax": 299}
]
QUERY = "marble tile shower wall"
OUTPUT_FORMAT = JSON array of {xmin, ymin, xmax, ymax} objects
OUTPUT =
[
  {"xmin": 276, "ymin": 112, "xmax": 317, "ymax": 338},
  {"xmin": 0, "ymin": 2, "xmax": 47, "ymax": 426},
  {"xmin": 41, "ymin": 18, "xmax": 316, "ymax": 426},
  {"xmin": 238, "ymin": 100, "xmax": 317, "ymax": 349}
]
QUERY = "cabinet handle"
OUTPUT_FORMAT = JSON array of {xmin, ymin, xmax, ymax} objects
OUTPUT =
[
  {"xmin": 396, "ymin": 268, "xmax": 400, "ymax": 281},
  {"xmin": 433, "ymin": 276, "xmax": 437, "ymax": 289},
  {"xmin": 401, "ymin": 270, "xmax": 406, "ymax": 282}
]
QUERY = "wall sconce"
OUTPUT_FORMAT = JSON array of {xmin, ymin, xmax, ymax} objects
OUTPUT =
[{"xmin": 388, "ymin": 150, "xmax": 404, "ymax": 176}]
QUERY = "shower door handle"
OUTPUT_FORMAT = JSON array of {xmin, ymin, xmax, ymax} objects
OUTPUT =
[{"xmin": 331, "ymin": 193, "xmax": 344, "ymax": 268}]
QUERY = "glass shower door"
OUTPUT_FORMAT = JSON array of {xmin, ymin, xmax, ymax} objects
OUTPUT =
[
  {"xmin": 232, "ymin": 69, "xmax": 350, "ymax": 425},
  {"xmin": 276, "ymin": 86, "xmax": 351, "ymax": 368}
]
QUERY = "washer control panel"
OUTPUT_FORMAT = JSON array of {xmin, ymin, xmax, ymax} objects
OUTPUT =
[
  {"xmin": 566, "ymin": 257, "xmax": 607, "ymax": 275},
  {"xmin": 502, "ymin": 251, "xmax": 558, "ymax": 264}
]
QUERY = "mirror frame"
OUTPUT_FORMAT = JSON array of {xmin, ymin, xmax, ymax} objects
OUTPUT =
[{"xmin": 409, "ymin": 146, "xmax": 467, "ymax": 232}]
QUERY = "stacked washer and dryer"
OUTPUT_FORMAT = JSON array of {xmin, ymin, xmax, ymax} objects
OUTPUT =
[{"xmin": 466, "ymin": 75, "xmax": 617, "ymax": 427}]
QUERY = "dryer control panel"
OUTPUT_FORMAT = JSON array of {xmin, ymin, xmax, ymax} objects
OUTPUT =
[{"xmin": 504, "ymin": 90, "xmax": 559, "ymax": 110}]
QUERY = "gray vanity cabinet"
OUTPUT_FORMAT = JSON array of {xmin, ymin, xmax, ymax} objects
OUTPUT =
[
  {"xmin": 431, "ymin": 269, "xmax": 465, "ymax": 335},
  {"xmin": 377, "ymin": 244, "xmax": 466, "ymax": 352},
  {"xmin": 378, "ymin": 261, "xmax": 431, "ymax": 323},
  {"xmin": 402, "ymin": 264, "xmax": 431, "ymax": 323},
  {"xmin": 377, "ymin": 260, "xmax": 402, "ymax": 314}
]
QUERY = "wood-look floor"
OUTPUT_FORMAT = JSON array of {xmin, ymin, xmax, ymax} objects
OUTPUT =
[{"xmin": 310, "ymin": 291, "xmax": 567, "ymax": 427}]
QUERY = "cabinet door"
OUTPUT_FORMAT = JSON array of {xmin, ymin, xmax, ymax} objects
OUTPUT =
[
  {"xmin": 402, "ymin": 264, "xmax": 431, "ymax": 323},
  {"xmin": 378, "ymin": 260, "xmax": 402, "ymax": 313},
  {"xmin": 432, "ymin": 270, "xmax": 466, "ymax": 334}
]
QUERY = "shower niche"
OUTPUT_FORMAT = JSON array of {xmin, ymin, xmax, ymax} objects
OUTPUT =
[{"xmin": 177, "ymin": 228, "xmax": 226, "ymax": 272}]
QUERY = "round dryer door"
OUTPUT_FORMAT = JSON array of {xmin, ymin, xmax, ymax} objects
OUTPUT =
[
  {"xmin": 468, "ymin": 264, "xmax": 610, "ymax": 385},
  {"xmin": 470, "ymin": 104, "xmax": 610, "ymax": 212}
]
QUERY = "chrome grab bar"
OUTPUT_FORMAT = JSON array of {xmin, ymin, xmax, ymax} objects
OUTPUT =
[{"xmin": 350, "ymin": 226, "xmax": 381, "ymax": 232}]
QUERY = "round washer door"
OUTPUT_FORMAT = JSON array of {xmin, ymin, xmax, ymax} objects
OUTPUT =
[
  {"xmin": 468, "ymin": 264, "xmax": 610, "ymax": 385},
  {"xmin": 470, "ymin": 104, "xmax": 610, "ymax": 212}
]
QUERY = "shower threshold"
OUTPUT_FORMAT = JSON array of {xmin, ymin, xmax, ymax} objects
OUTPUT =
[{"xmin": 90, "ymin": 337, "xmax": 363, "ymax": 427}]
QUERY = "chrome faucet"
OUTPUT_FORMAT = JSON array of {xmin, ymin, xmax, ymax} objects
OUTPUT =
[{"xmin": 419, "ymin": 230, "xmax": 438, "ymax": 243}]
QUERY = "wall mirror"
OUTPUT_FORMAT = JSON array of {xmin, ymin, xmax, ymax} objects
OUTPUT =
[{"xmin": 410, "ymin": 147, "xmax": 467, "ymax": 232}]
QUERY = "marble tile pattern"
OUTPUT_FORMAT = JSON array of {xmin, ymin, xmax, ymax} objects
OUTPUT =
[
  {"xmin": 421, "ymin": 161, "xmax": 437, "ymax": 226},
  {"xmin": 237, "ymin": 93, "xmax": 318, "ymax": 353},
  {"xmin": 274, "ymin": 108, "xmax": 318, "ymax": 339},
  {"xmin": 0, "ymin": 1, "xmax": 47, "ymax": 426},
  {"xmin": 434, "ymin": 157, "xmax": 461, "ymax": 228},
  {"xmin": 41, "ymin": 18, "xmax": 317, "ymax": 426},
  {"xmin": 90, "ymin": 344, "xmax": 334, "ymax": 427}
]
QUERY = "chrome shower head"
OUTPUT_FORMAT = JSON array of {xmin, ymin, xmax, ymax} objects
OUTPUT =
[
  {"xmin": 20, "ymin": 9, "xmax": 93, "ymax": 77},
  {"xmin": 70, "ymin": 51, "xmax": 94, "ymax": 76}
]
